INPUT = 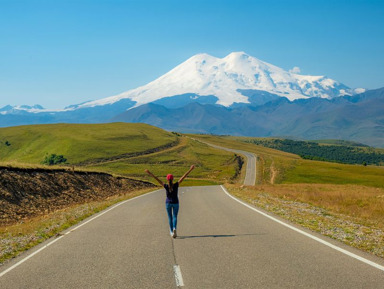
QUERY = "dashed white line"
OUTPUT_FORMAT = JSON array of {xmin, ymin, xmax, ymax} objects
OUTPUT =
[
  {"xmin": 220, "ymin": 185, "xmax": 384, "ymax": 272},
  {"xmin": 173, "ymin": 265, "xmax": 184, "ymax": 287}
]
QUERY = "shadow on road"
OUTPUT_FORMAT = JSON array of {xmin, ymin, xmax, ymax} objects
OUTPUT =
[{"xmin": 177, "ymin": 233, "xmax": 262, "ymax": 239}]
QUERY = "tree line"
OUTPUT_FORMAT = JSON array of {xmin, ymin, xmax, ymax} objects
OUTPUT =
[{"xmin": 247, "ymin": 139, "xmax": 384, "ymax": 166}]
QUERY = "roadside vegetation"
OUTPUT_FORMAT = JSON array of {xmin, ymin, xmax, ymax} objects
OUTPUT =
[
  {"xmin": 0, "ymin": 123, "xmax": 242, "ymax": 265},
  {"xmin": 0, "ymin": 187, "xmax": 154, "ymax": 265},
  {"xmin": 2, "ymin": 123, "xmax": 384, "ymax": 264},
  {"xmin": 190, "ymin": 134, "xmax": 384, "ymax": 258}
]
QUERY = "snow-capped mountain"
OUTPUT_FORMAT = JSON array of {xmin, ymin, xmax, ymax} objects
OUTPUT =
[
  {"xmin": 2, "ymin": 52, "xmax": 383, "ymax": 147},
  {"xmin": 0, "ymin": 104, "xmax": 45, "ymax": 115},
  {"xmin": 75, "ymin": 51, "xmax": 362, "ymax": 109},
  {"xmin": 1, "ymin": 52, "xmax": 363, "ymax": 113}
]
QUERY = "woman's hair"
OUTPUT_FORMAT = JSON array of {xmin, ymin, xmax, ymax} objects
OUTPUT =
[
  {"xmin": 167, "ymin": 174, "xmax": 174, "ymax": 192},
  {"xmin": 168, "ymin": 179, "xmax": 173, "ymax": 193}
]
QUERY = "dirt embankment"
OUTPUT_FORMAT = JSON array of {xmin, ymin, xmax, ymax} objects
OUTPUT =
[{"xmin": 0, "ymin": 166, "xmax": 154, "ymax": 226}]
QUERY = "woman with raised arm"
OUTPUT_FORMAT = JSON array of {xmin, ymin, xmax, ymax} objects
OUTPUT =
[{"xmin": 145, "ymin": 165, "xmax": 195, "ymax": 238}]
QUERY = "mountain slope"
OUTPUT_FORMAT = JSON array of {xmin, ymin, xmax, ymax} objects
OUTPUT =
[
  {"xmin": 113, "ymin": 88, "xmax": 384, "ymax": 147},
  {"xmin": 0, "ymin": 52, "xmax": 380, "ymax": 146},
  {"xmin": 75, "ymin": 52, "xmax": 358, "ymax": 109}
]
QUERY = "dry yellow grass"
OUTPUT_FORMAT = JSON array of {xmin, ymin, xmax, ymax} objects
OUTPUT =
[
  {"xmin": 226, "ymin": 184, "xmax": 384, "ymax": 258},
  {"xmin": 245, "ymin": 184, "xmax": 384, "ymax": 226}
]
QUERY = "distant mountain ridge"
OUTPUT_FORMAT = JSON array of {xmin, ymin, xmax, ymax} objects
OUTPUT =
[
  {"xmin": 1, "ymin": 52, "xmax": 363, "ymax": 114},
  {"xmin": 112, "ymin": 87, "xmax": 384, "ymax": 148},
  {"xmin": 0, "ymin": 52, "xmax": 383, "ymax": 147}
]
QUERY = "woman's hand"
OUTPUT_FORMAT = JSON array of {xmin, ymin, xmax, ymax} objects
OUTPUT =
[{"xmin": 144, "ymin": 169, "xmax": 164, "ymax": 186}]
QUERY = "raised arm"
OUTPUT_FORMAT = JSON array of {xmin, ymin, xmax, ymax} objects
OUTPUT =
[
  {"xmin": 145, "ymin": 169, "xmax": 164, "ymax": 186},
  {"xmin": 178, "ymin": 165, "xmax": 195, "ymax": 184}
]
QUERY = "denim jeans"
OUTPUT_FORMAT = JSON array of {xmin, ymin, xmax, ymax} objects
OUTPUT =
[{"xmin": 166, "ymin": 203, "xmax": 179, "ymax": 232}]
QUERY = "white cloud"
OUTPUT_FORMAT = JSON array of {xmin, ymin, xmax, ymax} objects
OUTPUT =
[{"xmin": 289, "ymin": 66, "xmax": 301, "ymax": 74}]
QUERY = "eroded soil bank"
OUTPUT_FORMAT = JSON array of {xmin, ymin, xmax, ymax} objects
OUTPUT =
[{"xmin": 0, "ymin": 166, "xmax": 154, "ymax": 226}]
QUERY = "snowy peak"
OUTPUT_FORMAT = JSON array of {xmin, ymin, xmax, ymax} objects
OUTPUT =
[
  {"xmin": 76, "ymin": 52, "xmax": 364, "ymax": 109},
  {"xmin": 0, "ymin": 104, "xmax": 45, "ymax": 115}
]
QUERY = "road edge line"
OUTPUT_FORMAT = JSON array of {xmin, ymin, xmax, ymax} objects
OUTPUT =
[
  {"xmin": 220, "ymin": 185, "xmax": 384, "ymax": 272},
  {"xmin": 0, "ymin": 189, "xmax": 161, "ymax": 278}
]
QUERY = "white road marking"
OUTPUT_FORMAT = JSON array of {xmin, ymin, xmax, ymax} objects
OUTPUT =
[
  {"xmin": 173, "ymin": 265, "xmax": 184, "ymax": 287},
  {"xmin": 0, "ymin": 190, "xmax": 161, "ymax": 278},
  {"xmin": 220, "ymin": 185, "xmax": 384, "ymax": 272},
  {"xmin": 0, "ymin": 235, "xmax": 64, "ymax": 278}
]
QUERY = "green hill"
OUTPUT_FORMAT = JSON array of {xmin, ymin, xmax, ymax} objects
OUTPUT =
[
  {"xmin": 189, "ymin": 134, "xmax": 384, "ymax": 188},
  {"xmin": 2, "ymin": 122, "xmax": 383, "ymax": 188},
  {"xmin": 241, "ymin": 138, "xmax": 384, "ymax": 166},
  {"xmin": 0, "ymin": 123, "xmax": 242, "ymax": 185},
  {"xmin": 0, "ymin": 123, "xmax": 178, "ymax": 164}
]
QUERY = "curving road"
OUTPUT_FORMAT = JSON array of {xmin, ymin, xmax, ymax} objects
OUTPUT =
[
  {"xmin": 1, "ymin": 143, "xmax": 384, "ymax": 288},
  {"xmin": 1, "ymin": 186, "xmax": 384, "ymax": 288},
  {"xmin": 190, "ymin": 138, "xmax": 257, "ymax": 185}
]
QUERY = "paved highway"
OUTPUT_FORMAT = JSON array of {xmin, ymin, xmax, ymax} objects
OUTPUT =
[
  {"xmin": 1, "ymin": 185, "xmax": 384, "ymax": 288},
  {"xmin": 190, "ymin": 138, "xmax": 257, "ymax": 185}
]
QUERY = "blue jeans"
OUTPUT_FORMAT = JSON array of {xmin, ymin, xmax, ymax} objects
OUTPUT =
[{"xmin": 166, "ymin": 203, "xmax": 179, "ymax": 232}]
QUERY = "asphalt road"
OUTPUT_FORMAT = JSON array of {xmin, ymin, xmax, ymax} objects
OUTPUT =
[
  {"xmin": 1, "ymin": 186, "xmax": 384, "ymax": 288},
  {"xmin": 191, "ymin": 138, "xmax": 257, "ymax": 185}
]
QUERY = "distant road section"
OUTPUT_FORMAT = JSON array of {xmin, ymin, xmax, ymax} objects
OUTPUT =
[{"xmin": 192, "ymin": 139, "xmax": 257, "ymax": 185}]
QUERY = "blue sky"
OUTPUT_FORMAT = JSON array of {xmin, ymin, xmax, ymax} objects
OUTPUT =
[{"xmin": 1, "ymin": 0, "xmax": 383, "ymax": 109}]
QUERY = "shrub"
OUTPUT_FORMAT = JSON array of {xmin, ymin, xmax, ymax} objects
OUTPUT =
[{"xmin": 43, "ymin": 154, "xmax": 67, "ymax": 165}]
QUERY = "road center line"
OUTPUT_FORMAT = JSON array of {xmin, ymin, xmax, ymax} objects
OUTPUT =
[
  {"xmin": 173, "ymin": 265, "xmax": 184, "ymax": 287},
  {"xmin": 220, "ymin": 185, "xmax": 384, "ymax": 272},
  {"xmin": 0, "ymin": 189, "xmax": 160, "ymax": 278}
]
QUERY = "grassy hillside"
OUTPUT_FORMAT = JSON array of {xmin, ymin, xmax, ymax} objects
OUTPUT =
[
  {"xmin": 0, "ymin": 123, "xmax": 178, "ymax": 165},
  {"xmin": 189, "ymin": 134, "xmax": 384, "ymax": 188},
  {"xmin": 243, "ymin": 138, "xmax": 384, "ymax": 166},
  {"xmin": 86, "ymin": 136, "xmax": 243, "ymax": 186},
  {"xmin": 2, "ymin": 126, "xmax": 384, "ymax": 261},
  {"xmin": 0, "ymin": 123, "xmax": 242, "ymax": 185}
]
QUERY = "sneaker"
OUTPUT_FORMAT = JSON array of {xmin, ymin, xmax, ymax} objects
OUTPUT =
[
  {"xmin": 170, "ymin": 231, "xmax": 173, "ymax": 236},
  {"xmin": 172, "ymin": 228, "xmax": 177, "ymax": 238}
]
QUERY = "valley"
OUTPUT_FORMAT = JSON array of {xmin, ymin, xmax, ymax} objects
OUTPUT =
[
  {"xmin": 1, "ymin": 52, "xmax": 383, "ymax": 148},
  {"xmin": 1, "ymin": 123, "xmax": 384, "ymax": 265}
]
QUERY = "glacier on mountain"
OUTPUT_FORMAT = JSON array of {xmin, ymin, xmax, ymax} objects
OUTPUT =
[
  {"xmin": 1, "ymin": 52, "xmax": 364, "ymax": 113},
  {"xmin": 76, "ymin": 51, "xmax": 363, "ymax": 109}
]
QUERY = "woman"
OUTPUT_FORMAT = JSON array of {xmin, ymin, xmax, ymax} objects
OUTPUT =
[{"xmin": 145, "ymin": 165, "xmax": 195, "ymax": 238}]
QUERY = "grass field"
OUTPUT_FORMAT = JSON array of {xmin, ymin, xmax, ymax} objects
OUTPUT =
[
  {"xmin": 0, "ymin": 123, "xmax": 178, "ymax": 165},
  {"xmin": 189, "ymin": 134, "xmax": 384, "ymax": 188},
  {"xmin": 85, "ymin": 136, "xmax": 242, "ymax": 185},
  {"xmin": 2, "ymin": 124, "xmax": 384, "ymax": 261},
  {"xmin": 0, "ymin": 123, "xmax": 243, "ymax": 185},
  {"xmin": 283, "ymin": 159, "xmax": 384, "ymax": 188}
]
